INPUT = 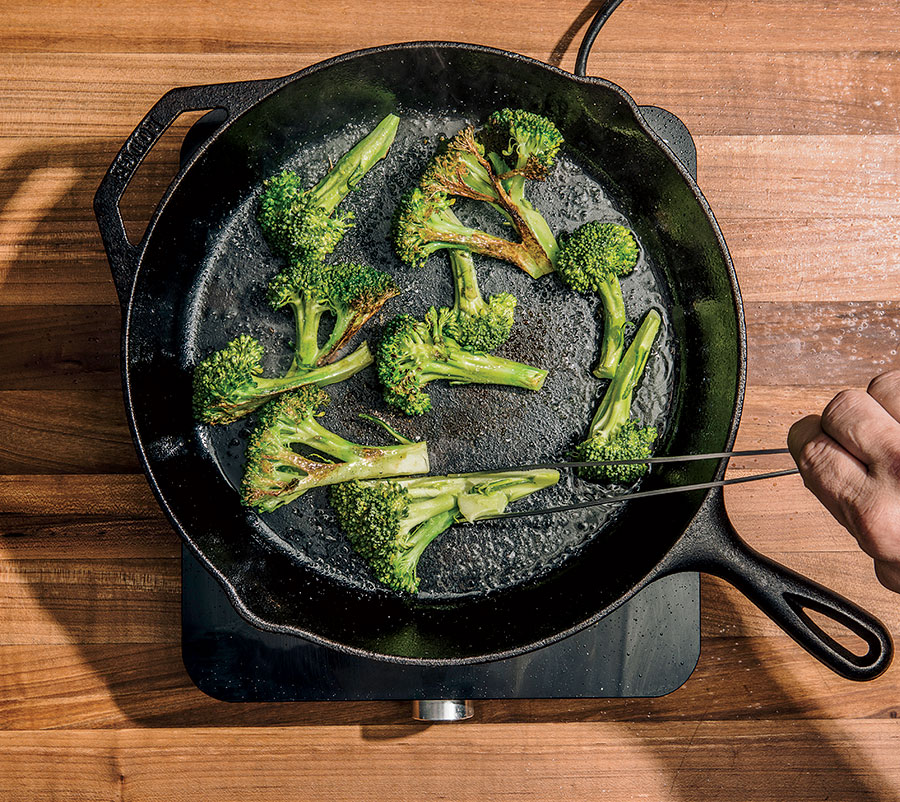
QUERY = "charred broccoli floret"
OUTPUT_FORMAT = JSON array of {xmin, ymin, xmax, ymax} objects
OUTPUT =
[
  {"xmin": 268, "ymin": 258, "xmax": 399, "ymax": 371},
  {"xmin": 258, "ymin": 113, "xmax": 400, "ymax": 260},
  {"xmin": 329, "ymin": 468, "xmax": 560, "ymax": 593},
  {"xmin": 480, "ymin": 108, "xmax": 563, "ymax": 266},
  {"xmin": 191, "ymin": 334, "xmax": 372, "ymax": 425},
  {"xmin": 376, "ymin": 308, "xmax": 546, "ymax": 416},
  {"xmin": 392, "ymin": 186, "xmax": 550, "ymax": 278},
  {"xmin": 417, "ymin": 113, "xmax": 562, "ymax": 277},
  {"xmin": 240, "ymin": 386, "xmax": 430, "ymax": 512},
  {"xmin": 556, "ymin": 221, "xmax": 640, "ymax": 379},
  {"xmin": 574, "ymin": 309, "xmax": 661, "ymax": 484}
]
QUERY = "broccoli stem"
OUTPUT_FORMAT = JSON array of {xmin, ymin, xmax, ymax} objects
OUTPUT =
[
  {"xmin": 310, "ymin": 114, "xmax": 400, "ymax": 213},
  {"xmin": 286, "ymin": 296, "xmax": 330, "ymax": 373},
  {"xmin": 486, "ymin": 153, "xmax": 558, "ymax": 275},
  {"xmin": 589, "ymin": 309, "xmax": 661, "ymax": 438},
  {"xmin": 428, "ymin": 211, "xmax": 547, "ymax": 278},
  {"xmin": 259, "ymin": 340, "xmax": 373, "ymax": 399},
  {"xmin": 448, "ymin": 247, "xmax": 487, "ymax": 318},
  {"xmin": 594, "ymin": 276, "xmax": 628, "ymax": 380},
  {"xmin": 295, "ymin": 418, "xmax": 431, "ymax": 485},
  {"xmin": 418, "ymin": 344, "xmax": 547, "ymax": 391},
  {"xmin": 393, "ymin": 507, "xmax": 458, "ymax": 588}
]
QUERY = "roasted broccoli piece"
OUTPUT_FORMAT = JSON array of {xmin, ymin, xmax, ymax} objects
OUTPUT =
[
  {"xmin": 393, "ymin": 185, "xmax": 550, "ymax": 278},
  {"xmin": 442, "ymin": 247, "xmax": 516, "ymax": 352},
  {"xmin": 417, "ymin": 114, "xmax": 562, "ymax": 277},
  {"xmin": 481, "ymin": 107, "xmax": 564, "ymax": 181},
  {"xmin": 556, "ymin": 221, "xmax": 640, "ymax": 379},
  {"xmin": 376, "ymin": 308, "xmax": 547, "ymax": 416},
  {"xmin": 268, "ymin": 258, "xmax": 399, "ymax": 371},
  {"xmin": 258, "ymin": 113, "xmax": 400, "ymax": 260},
  {"xmin": 240, "ymin": 386, "xmax": 430, "ymax": 512},
  {"xmin": 329, "ymin": 468, "xmax": 560, "ymax": 593},
  {"xmin": 573, "ymin": 309, "xmax": 661, "ymax": 484},
  {"xmin": 192, "ymin": 334, "xmax": 373, "ymax": 425},
  {"xmin": 480, "ymin": 108, "xmax": 563, "ymax": 266}
]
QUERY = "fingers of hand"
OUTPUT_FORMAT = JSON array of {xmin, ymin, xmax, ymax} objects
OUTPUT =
[
  {"xmin": 874, "ymin": 560, "xmax": 900, "ymax": 594},
  {"xmin": 867, "ymin": 369, "xmax": 900, "ymax": 424},
  {"xmin": 820, "ymin": 387, "xmax": 900, "ymax": 472},
  {"xmin": 787, "ymin": 414, "xmax": 867, "ymax": 532}
]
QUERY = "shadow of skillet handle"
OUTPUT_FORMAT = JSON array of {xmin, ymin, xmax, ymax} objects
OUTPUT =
[
  {"xmin": 92, "ymin": 75, "xmax": 287, "ymax": 308},
  {"xmin": 656, "ymin": 487, "xmax": 894, "ymax": 682}
]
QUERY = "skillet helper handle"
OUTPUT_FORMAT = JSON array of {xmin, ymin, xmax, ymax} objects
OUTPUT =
[
  {"xmin": 573, "ymin": 0, "xmax": 626, "ymax": 77},
  {"xmin": 93, "ymin": 77, "xmax": 284, "ymax": 307},
  {"xmin": 663, "ymin": 489, "xmax": 893, "ymax": 681}
]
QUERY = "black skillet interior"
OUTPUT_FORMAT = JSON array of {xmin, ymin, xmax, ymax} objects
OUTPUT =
[{"xmin": 123, "ymin": 45, "xmax": 741, "ymax": 662}]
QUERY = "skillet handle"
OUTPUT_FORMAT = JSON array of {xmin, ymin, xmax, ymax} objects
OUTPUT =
[
  {"xmin": 93, "ymin": 76, "xmax": 285, "ymax": 308},
  {"xmin": 659, "ymin": 489, "xmax": 893, "ymax": 681}
]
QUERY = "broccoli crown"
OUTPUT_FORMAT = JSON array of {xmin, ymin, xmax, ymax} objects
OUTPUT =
[
  {"xmin": 192, "ymin": 334, "xmax": 265, "ymax": 423},
  {"xmin": 329, "ymin": 478, "xmax": 418, "ymax": 592},
  {"xmin": 241, "ymin": 386, "xmax": 429, "ymax": 512},
  {"xmin": 329, "ymin": 468, "xmax": 560, "ymax": 593},
  {"xmin": 444, "ymin": 291, "xmax": 517, "ymax": 353},
  {"xmin": 268, "ymin": 258, "xmax": 398, "ymax": 316},
  {"xmin": 419, "ymin": 127, "xmax": 497, "ymax": 203},
  {"xmin": 391, "ymin": 185, "xmax": 545, "ymax": 277},
  {"xmin": 267, "ymin": 258, "xmax": 399, "ymax": 368},
  {"xmin": 556, "ymin": 221, "xmax": 639, "ymax": 294},
  {"xmin": 252, "ymin": 383, "xmax": 328, "ymax": 431},
  {"xmin": 257, "ymin": 170, "xmax": 354, "ymax": 261},
  {"xmin": 392, "ymin": 186, "xmax": 457, "ymax": 268},
  {"xmin": 376, "ymin": 313, "xmax": 437, "ymax": 415},
  {"xmin": 481, "ymin": 108, "xmax": 564, "ymax": 179},
  {"xmin": 241, "ymin": 387, "xmax": 332, "ymax": 510},
  {"xmin": 573, "ymin": 419, "xmax": 658, "ymax": 484}
]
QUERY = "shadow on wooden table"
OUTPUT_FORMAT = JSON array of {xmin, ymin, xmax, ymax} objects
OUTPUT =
[{"xmin": 3, "ymin": 137, "xmax": 897, "ymax": 801}]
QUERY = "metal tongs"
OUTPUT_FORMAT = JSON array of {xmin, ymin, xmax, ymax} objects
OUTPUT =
[{"xmin": 486, "ymin": 447, "xmax": 799, "ymax": 520}]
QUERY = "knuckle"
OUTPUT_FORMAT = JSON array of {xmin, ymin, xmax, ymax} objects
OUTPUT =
[
  {"xmin": 822, "ymin": 388, "xmax": 868, "ymax": 428},
  {"xmin": 868, "ymin": 369, "xmax": 900, "ymax": 399},
  {"xmin": 795, "ymin": 434, "xmax": 834, "ymax": 475}
]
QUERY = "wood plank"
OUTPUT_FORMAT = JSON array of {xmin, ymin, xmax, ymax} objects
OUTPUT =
[
  {"xmin": 727, "ymin": 217, "xmax": 900, "ymax": 303},
  {"xmin": 697, "ymin": 134, "xmax": 900, "ymax": 220},
  {"xmin": 0, "ymin": 306, "xmax": 120, "ymax": 390},
  {"xmin": 0, "ymin": 557, "xmax": 179, "ymax": 645},
  {"xmin": 1, "ymin": 0, "xmax": 897, "ymax": 54},
  {"xmin": 0, "ymin": 391, "xmax": 137, "ymax": 474},
  {"xmin": 4, "ymin": 50, "xmax": 899, "ymax": 138},
  {"xmin": 745, "ymin": 301, "xmax": 900, "ymax": 387},
  {"xmin": 0, "ymin": 475, "xmax": 176, "ymax": 558},
  {"xmin": 0, "ymin": 632, "xmax": 897, "ymax": 730},
  {"xmin": 0, "ymin": 721, "xmax": 896, "ymax": 801}
]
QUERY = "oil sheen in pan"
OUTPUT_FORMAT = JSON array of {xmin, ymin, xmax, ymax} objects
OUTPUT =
[{"xmin": 190, "ymin": 110, "xmax": 676, "ymax": 600}]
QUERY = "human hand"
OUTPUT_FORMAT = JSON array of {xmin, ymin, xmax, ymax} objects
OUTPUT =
[{"xmin": 787, "ymin": 370, "xmax": 900, "ymax": 593}]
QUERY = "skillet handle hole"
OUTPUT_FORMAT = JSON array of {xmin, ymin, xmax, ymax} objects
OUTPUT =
[
  {"xmin": 800, "ymin": 605, "xmax": 873, "ymax": 659},
  {"xmin": 119, "ymin": 108, "xmax": 223, "ymax": 246}
]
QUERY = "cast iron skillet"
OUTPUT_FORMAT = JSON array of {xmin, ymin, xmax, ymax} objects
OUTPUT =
[{"xmin": 94, "ymin": 38, "xmax": 892, "ymax": 679}]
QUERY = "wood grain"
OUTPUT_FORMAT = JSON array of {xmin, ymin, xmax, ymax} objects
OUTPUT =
[
  {"xmin": 3, "ymin": 0, "xmax": 900, "ymax": 798},
  {"xmin": 2, "ymin": 0, "xmax": 898, "ymax": 53},
  {"xmin": 0, "ymin": 721, "xmax": 898, "ymax": 802}
]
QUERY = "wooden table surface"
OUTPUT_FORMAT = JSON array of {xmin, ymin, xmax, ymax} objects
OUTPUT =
[{"xmin": 3, "ymin": 1, "xmax": 900, "ymax": 799}]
